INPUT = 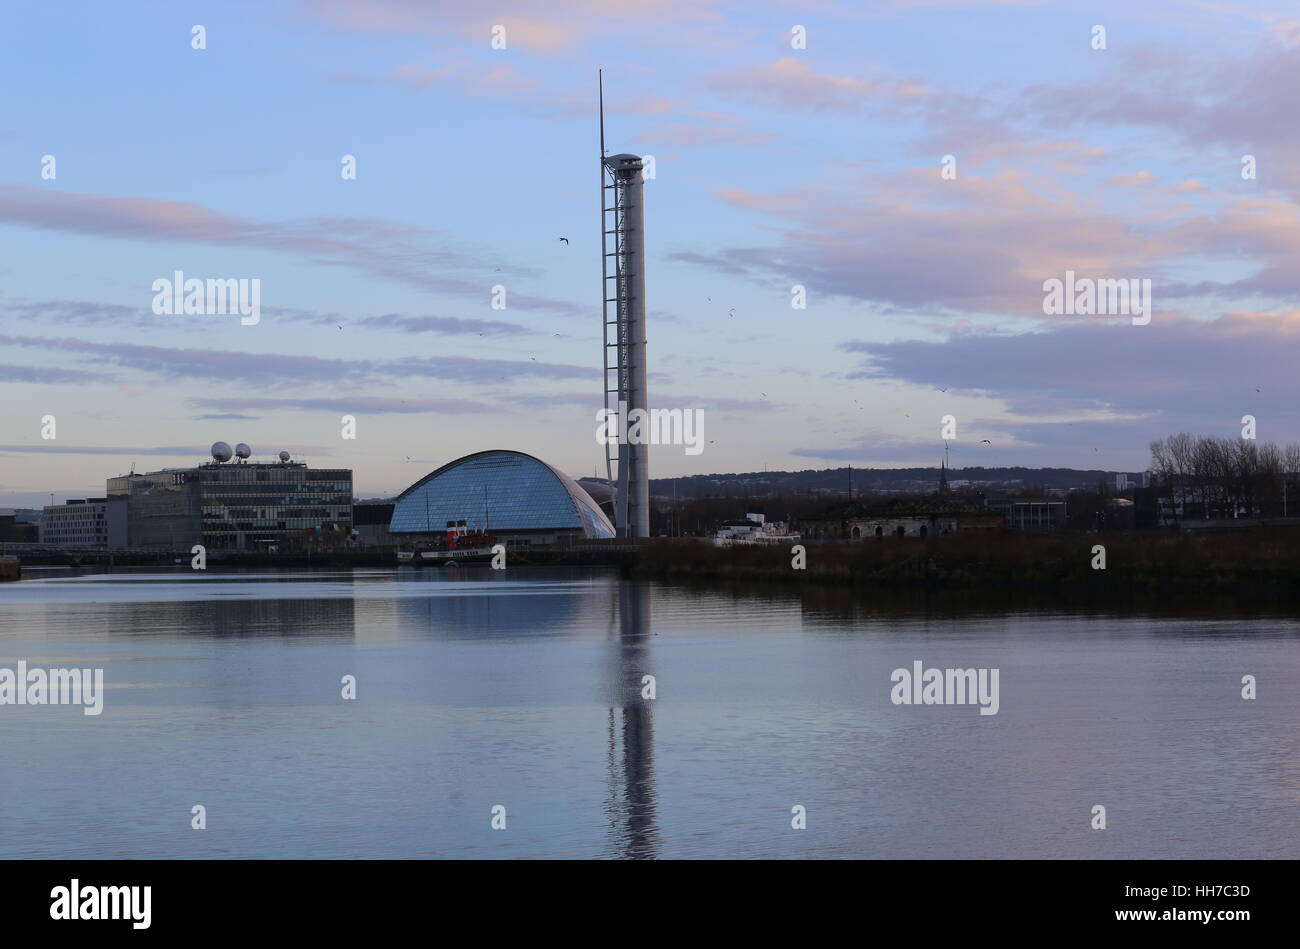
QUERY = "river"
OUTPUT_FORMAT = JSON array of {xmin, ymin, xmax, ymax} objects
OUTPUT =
[{"xmin": 1, "ymin": 567, "xmax": 1296, "ymax": 858}]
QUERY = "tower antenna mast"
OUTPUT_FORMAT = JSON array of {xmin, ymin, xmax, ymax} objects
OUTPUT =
[{"xmin": 599, "ymin": 69, "xmax": 607, "ymax": 159}]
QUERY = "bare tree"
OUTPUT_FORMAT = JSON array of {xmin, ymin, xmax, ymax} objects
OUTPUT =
[{"xmin": 1150, "ymin": 433, "xmax": 1300, "ymax": 521}]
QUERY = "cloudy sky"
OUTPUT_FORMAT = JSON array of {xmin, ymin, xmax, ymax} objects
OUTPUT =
[{"xmin": 2, "ymin": 0, "xmax": 1297, "ymax": 505}]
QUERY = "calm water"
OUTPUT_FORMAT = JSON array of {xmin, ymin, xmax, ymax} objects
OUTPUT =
[{"xmin": 1, "ymin": 567, "xmax": 1297, "ymax": 859}]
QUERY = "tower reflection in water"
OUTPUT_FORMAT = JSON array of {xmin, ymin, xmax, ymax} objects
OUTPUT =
[
  {"xmin": 389, "ymin": 570, "xmax": 659, "ymax": 858},
  {"xmin": 605, "ymin": 579, "xmax": 658, "ymax": 859}
]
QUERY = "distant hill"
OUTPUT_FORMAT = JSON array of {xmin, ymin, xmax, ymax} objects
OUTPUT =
[{"xmin": 650, "ymin": 466, "xmax": 1136, "ymax": 499}]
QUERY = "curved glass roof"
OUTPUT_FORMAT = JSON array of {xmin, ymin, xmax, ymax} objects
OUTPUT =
[{"xmin": 389, "ymin": 450, "xmax": 616, "ymax": 538}]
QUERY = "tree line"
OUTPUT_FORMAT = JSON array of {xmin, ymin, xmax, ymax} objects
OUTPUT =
[{"xmin": 1149, "ymin": 433, "xmax": 1300, "ymax": 520}]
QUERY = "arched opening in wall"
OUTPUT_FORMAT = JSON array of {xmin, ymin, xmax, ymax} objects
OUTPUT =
[
  {"xmin": 895, "ymin": 525, "xmax": 905, "ymax": 537},
  {"xmin": 875, "ymin": 526, "xmax": 883, "ymax": 537},
  {"xmin": 919, "ymin": 525, "xmax": 928, "ymax": 538},
  {"xmin": 851, "ymin": 525, "xmax": 861, "ymax": 539}
]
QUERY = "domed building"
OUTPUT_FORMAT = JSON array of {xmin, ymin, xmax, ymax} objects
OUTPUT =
[{"xmin": 389, "ymin": 450, "xmax": 615, "ymax": 545}]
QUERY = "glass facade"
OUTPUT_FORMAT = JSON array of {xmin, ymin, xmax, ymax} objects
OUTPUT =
[
  {"xmin": 389, "ymin": 451, "xmax": 615, "ymax": 539},
  {"xmin": 108, "ymin": 462, "xmax": 353, "ymax": 549}
]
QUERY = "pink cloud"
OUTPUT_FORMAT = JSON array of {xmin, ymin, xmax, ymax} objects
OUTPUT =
[
  {"xmin": 636, "ymin": 123, "xmax": 777, "ymax": 147},
  {"xmin": 300, "ymin": 0, "xmax": 722, "ymax": 52},
  {"xmin": 0, "ymin": 184, "xmax": 583, "ymax": 315},
  {"xmin": 1110, "ymin": 171, "xmax": 1157, "ymax": 187},
  {"xmin": 706, "ymin": 57, "xmax": 927, "ymax": 112},
  {"xmin": 381, "ymin": 61, "xmax": 540, "ymax": 96},
  {"xmin": 679, "ymin": 156, "xmax": 1300, "ymax": 317}
]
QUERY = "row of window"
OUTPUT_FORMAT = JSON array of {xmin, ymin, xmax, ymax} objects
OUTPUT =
[
  {"xmin": 198, "ymin": 484, "xmax": 351, "ymax": 494},
  {"xmin": 191, "ymin": 471, "xmax": 351, "ymax": 485},
  {"xmin": 200, "ymin": 493, "xmax": 352, "ymax": 505},
  {"xmin": 202, "ymin": 508, "xmax": 349, "ymax": 519},
  {"xmin": 202, "ymin": 522, "xmax": 351, "ymax": 533}
]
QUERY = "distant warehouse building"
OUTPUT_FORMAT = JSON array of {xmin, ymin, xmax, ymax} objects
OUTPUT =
[
  {"xmin": 983, "ymin": 498, "xmax": 1066, "ymax": 532},
  {"xmin": 38, "ymin": 498, "xmax": 127, "ymax": 547},
  {"xmin": 0, "ymin": 508, "xmax": 41, "ymax": 543},
  {"xmin": 390, "ymin": 450, "xmax": 615, "ymax": 546},
  {"xmin": 353, "ymin": 499, "xmax": 396, "ymax": 547},
  {"xmin": 801, "ymin": 499, "xmax": 1002, "ymax": 539},
  {"xmin": 107, "ymin": 443, "xmax": 352, "ymax": 550}
]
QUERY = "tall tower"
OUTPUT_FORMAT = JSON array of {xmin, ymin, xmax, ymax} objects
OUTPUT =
[{"xmin": 600, "ymin": 75, "xmax": 650, "ymax": 537}]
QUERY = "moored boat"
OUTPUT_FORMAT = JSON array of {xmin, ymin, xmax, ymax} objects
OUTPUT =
[{"xmin": 397, "ymin": 521, "xmax": 499, "ymax": 565}]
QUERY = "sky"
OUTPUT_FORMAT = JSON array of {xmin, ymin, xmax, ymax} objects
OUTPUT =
[{"xmin": 2, "ymin": 0, "xmax": 1298, "ymax": 505}]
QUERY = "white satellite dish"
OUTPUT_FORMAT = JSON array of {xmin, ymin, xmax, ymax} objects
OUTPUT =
[
  {"xmin": 235, "ymin": 443, "xmax": 251, "ymax": 459},
  {"xmin": 211, "ymin": 441, "xmax": 233, "ymax": 463}
]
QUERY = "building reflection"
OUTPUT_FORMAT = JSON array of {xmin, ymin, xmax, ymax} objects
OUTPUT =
[
  {"xmin": 389, "ymin": 569, "xmax": 598, "ymax": 641},
  {"xmin": 102, "ymin": 594, "xmax": 358, "ymax": 641}
]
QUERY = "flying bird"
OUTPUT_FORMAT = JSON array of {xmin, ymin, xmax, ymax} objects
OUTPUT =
[
  {"xmin": 558, "ymin": 237, "xmax": 569, "ymax": 244},
  {"xmin": 980, "ymin": 439, "xmax": 991, "ymax": 444},
  {"xmin": 937, "ymin": 387, "xmax": 948, "ymax": 392}
]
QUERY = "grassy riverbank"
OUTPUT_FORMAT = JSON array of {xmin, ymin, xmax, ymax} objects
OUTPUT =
[{"xmin": 628, "ymin": 530, "xmax": 1300, "ymax": 595}]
